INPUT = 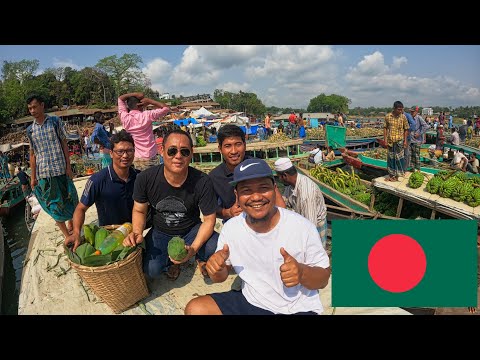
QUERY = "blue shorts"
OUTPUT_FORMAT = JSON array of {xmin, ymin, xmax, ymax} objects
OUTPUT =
[{"xmin": 210, "ymin": 289, "xmax": 316, "ymax": 315}]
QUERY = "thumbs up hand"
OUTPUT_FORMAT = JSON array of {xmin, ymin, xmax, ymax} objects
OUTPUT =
[
  {"xmin": 206, "ymin": 244, "xmax": 230, "ymax": 277},
  {"xmin": 279, "ymin": 247, "xmax": 303, "ymax": 287}
]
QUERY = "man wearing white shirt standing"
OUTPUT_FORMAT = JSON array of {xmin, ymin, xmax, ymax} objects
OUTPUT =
[{"xmin": 274, "ymin": 157, "xmax": 328, "ymax": 248}]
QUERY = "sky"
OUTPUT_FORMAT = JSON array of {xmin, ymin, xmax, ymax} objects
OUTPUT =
[{"xmin": 0, "ymin": 45, "xmax": 479, "ymax": 109}]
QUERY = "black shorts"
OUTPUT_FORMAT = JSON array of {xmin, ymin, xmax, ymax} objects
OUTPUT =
[{"xmin": 210, "ymin": 290, "xmax": 316, "ymax": 315}]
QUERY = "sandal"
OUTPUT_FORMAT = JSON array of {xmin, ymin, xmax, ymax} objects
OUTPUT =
[
  {"xmin": 385, "ymin": 176, "xmax": 399, "ymax": 182},
  {"xmin": 166, "ymin": 264, "xmax": 181, "ymax": 281},
  {"xmin": 196, "ymin": 260, "xmax": 209, "ymax": 277}
]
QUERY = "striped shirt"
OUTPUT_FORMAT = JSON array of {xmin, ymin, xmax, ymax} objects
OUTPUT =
[
  {"xmin": 384, "ymin": 112, "xmax": 409, "ymax": 147},
  {"xmin": 29, "ymin": 116, "xmax": 67, "ymax": 179},
  {"xmin": 283, "ymin": 173, "xmax": 327, "ymax": 227}
]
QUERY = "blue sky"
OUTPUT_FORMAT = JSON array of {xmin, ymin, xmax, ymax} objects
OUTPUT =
[{"xmin": 0, "ymin": 45, "xmax": 478, "ymax": 109}]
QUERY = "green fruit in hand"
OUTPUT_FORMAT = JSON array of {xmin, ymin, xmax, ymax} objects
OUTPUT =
[{"xmin": 167, "ymin": 237, "xmax": 188, "ymax": 261}]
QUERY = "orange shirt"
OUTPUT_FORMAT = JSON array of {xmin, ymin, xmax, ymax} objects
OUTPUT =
[{"xmin": 265, "ymin": 116, "xmax": 271, "ymax": 129}]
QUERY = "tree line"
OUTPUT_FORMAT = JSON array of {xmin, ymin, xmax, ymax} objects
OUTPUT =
[{"xmin": 1, "ymin": 54, "xmax": 477, "ymax": 124}]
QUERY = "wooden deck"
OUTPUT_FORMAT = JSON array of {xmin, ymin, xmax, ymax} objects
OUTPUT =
[{"xmin": 372, "ymin": 172, "xmax": 480, "ymax": 221}]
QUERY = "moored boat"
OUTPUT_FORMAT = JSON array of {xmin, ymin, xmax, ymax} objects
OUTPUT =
[
  {"xmin": 0, "ymin": 178, "xmax": 26, "ymax": 217},
  {"xmin": 341, "ymin": 148, "xmax": 480, "ymax": 178},
  {"xmin": 191, "ymin": 139, "xmax": 310, "ymax": 173}
]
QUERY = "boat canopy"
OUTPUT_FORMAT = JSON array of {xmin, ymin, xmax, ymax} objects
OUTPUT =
[{"xmin": 0, "ymin": 142, "xmax": 29, "ymax": 152}]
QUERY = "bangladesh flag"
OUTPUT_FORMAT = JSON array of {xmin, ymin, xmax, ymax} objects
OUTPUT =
[{"xmin": 332, "ymin": 220, "xmax": 478, "ymax": 307}]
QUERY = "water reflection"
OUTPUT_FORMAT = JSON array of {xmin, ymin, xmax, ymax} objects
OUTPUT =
[{"xmin": 1, "ymin": 203, "xmax": 30, "ymax": 315}]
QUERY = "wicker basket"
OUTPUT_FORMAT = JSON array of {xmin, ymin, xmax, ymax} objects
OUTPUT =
[{"xmin": 69, "ymin": 246, "xmax": 149, "ymax": 314}]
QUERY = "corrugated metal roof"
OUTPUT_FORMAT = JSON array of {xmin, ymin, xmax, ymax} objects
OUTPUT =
[{"xmin": 8, "ymin": 107, "xmax": 118, "ymax": 125}]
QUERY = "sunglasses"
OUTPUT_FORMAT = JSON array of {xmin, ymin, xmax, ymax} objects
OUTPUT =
[
  {"xmin": 166, "ymin": 147, "xmax": 191, "ymax": 157},
  {"xmin": 112, "ymin": 148, "xmax": 135, "ymax": 156}
]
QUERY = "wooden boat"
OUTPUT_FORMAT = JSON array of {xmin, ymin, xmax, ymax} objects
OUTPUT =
[
  {"xmin": 0, "ymin": 177, "xmax": 25, "ymax": 217},
  {"xmin": 295, "ymin": 163, "xmax": 396, "ymax": 220},
  {"xmin": 341, "ymin": 148, "xmax": 480, "ymax": 178},
  {"xmin": 303, "ymin": 136, "xmax": 382, "ymax": 152},
  {"xmin": 341, "ymin": 149, "xmax": 389, "ymax": 177},
  {"xmin": 372, "ymin": 173, "xmax": 480, "ymax": 222},
  {"xmin": 191, "ymin": 139, "xmax": 311, "ymax": 173},
  {"xmin": 423, "ymin": 131, "xmax": 480, "ymax": 157}
]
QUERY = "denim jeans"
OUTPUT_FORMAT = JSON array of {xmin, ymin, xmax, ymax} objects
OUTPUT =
[{"xmin": 143, "ymin": 223, "xmax": 219, "ymax": 279}]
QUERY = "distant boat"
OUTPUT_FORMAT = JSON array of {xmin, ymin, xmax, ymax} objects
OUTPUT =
[
  {"xmin": 191, "ymin": 139, "xmax": 310, "ymax": 173},
  {"xmin": 341, "ymin": 148, "xmax": 480, "ymax": 178},
  {"xmin": 0, "ymin": 177, "xmax": 26, "ymax": 217},
  {"xmin": 303, "ymin": 135, "xmax": 382, "ymax": 152}
]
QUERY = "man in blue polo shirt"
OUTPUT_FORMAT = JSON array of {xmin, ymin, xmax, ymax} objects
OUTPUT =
[
  {"xmin": 209, "ymin": 124, "xmax": 285, "ymax": 223},
  {"xmin": 65, "ymin": 130, "xmax": 138, "ymax": 251}
]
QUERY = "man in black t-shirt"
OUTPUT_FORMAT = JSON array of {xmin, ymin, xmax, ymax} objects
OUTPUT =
[
  {"xmin": 125, "ymin": 130, "xmax": 218, "ymax": 280},
  {"xmin": 209, "ymin": 124, "xmax": 286, "ymax": 223},
  {"xmin": 16, "ymin": 166, "xmax": 31, "ymax": 197}
]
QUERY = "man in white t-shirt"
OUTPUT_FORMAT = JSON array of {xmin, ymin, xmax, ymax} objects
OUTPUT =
[
  {"xmin": 467, "ymin": 153, "xmax": 479, "ymax": 174},
  {"xmin": 184, "ymin": 158, "xmax": 331, "ymax": 315},
  {"xmin": 450, "ymin": 128, "xmax": 460, "ymax": 146},
  {"xmin": 274, "ymin": 157, "xmax": 328, "ymax": 248},
  {"xmin": 308, "ymin": 144, "xmax": 324, "ymax": 164},
  {"xmin": 451, "ymin": 149, "xmax": 468, "ymax": 171}
]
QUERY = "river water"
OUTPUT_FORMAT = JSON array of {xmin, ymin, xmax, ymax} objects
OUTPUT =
[{"xmin": 1, "ymin": 202, "xmax": 30, "ymax": 315}]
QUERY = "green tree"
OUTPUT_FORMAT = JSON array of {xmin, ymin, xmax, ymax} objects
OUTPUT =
[
  {"xmin": 2, "ymin": 79, "xmax": 28, "ymax": 120},
  {"xmin": 1, "ymin": 59, "xmax": 39, "ymax": 83},
  {"xmin": 95, "ymin": 54, "xmax": 145, "ymax": 98},
  {"xmin": 213, "ymin": 89, "xmax": 266, "ymax": 116},
  {"xmin": 307, "ymin": 93, "xmax": 351, "ymax": 113}
]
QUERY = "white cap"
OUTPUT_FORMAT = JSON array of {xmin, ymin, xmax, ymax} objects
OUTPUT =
[{"xmin": 274, "ymin": 157, "xmax": 294, "ymax": 172}]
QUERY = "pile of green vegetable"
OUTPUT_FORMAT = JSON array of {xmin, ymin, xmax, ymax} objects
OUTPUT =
[
  {"xmin": 64, "ymin": 223, "xmax": 138, "ymax": 267},
  {"xmin": 408, "ymin": 171, "xmax": 425, "ymax": 189},
  {"xmin": 425, "ymin": 170, "xmax": 480, "ymax": 207}
]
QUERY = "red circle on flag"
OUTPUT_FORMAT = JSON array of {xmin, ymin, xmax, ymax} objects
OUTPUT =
[{"xmin": 368, "ymin": 234, "xmax": 426, "ymax": 293}]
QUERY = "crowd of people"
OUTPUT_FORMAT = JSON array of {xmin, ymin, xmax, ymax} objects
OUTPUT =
[
  {"xmin": 18, "ymin": 91, "xmax": 479, "ymax": 315},
  {"xmin": 31, "ymin": 93, "xmax": 328, "ymax": 315}
]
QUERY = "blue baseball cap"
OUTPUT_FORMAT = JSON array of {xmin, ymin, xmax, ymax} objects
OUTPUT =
[{"xmin": 229, "ymin": 158, "xmax": 274, "ymax": 186}]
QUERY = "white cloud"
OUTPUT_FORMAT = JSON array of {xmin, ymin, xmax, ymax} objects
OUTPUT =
[
  {"xmin": 52, "ymin": 58, "xmax": 81, "ymax": 70},
  {"xmin": 217, "ymin": 81, "xmax": 250, "ymax": 93},
  {"xmin": 140, "ymin": 46, "xmax": 478, "ymax": 109},
  {"xmin": 169, "ymin": 46, "xmax": 221, "ymax": 87},
  {"xmin": 143, "ymin": 58, "xmax": 172, "ymax": 95},
  {"xmin": 345, "ymin": 51, "xmax": 480, "ymax": 107},
  {"xmin": 392, "ymin": 56, "xmax": 407, "ymax": 69}
]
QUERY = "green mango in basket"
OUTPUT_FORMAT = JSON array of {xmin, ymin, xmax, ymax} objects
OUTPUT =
[
  {"xmin": 89, "ymin": 223, "xmax": 99, "ymax": 235},
  {"xmin": 83, "ymin": 225, "xmax": 95, "ymax": 246},
  {"xmin": 75, "ymin": 243, "xmax": 96, "ymax": 264},
  {"xmin": 95, "ymin": 228, "xmax": 110, "ymax": 250},
  {"xmin": 82, "ymin": 253, "xmax": 113, "ymax": 267}
]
